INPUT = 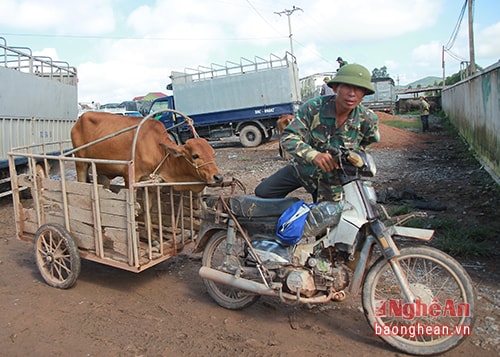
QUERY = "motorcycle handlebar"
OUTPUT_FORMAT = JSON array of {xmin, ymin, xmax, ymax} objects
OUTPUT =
[{"xmin": 327, "ymin": 146, "xmax": 365, "ymax": 168}]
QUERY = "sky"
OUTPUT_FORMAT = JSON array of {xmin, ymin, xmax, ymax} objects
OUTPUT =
[{"xmin": 1, "ymin": 0, "xmax": 499, "ymax": 105}]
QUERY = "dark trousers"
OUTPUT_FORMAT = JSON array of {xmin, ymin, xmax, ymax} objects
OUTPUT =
[
  {"xmin": 420, "ymin": 115, "xmax": 429, "ymax": 132},
  {"xmin": 255, "ymin": 165, "xmax": 316, "ymax": 201}
]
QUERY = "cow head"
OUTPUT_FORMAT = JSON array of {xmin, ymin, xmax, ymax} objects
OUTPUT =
[{"xmin": 159, "ymin": 138, "xmax": 223, "ymax": 192}]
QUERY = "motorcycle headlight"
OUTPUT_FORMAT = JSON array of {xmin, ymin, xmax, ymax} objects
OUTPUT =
[
  {"xmin": 363, "ymin": 153, "xmax": 377, "ymax": 177},
  {"xmin": 362, "ymin": 181, "xmax": 377, "ymax": 205}
]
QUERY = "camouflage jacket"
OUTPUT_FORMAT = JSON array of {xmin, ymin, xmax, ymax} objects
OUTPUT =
[{"xmin": 281, "ymin": 95, "xmax": 380, "ymax": 201}]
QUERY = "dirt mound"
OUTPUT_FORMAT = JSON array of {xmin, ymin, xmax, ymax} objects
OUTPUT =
[
  {"xmin": 375, "ymin": 111, "xmax": 412, "ymax": 122},
  {"xmin": 373, "ymin": 124, "xmax": 423, "ymax": 149},
  {"xmin": 372, "ymin": 111, "xmax": 431, "ymax": 150}
]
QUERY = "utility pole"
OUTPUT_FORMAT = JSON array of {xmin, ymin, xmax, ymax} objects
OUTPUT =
[
  {"xmin": 468, "ymin": 0, "xmax": 476, "ymax": 74},
  {"xmin": 442, "ymin": 45, "xmax": 446, "ymax": 87},
  {"xmin": 274, "ymin": 6, "xmax": 303, "ymax": 57}
]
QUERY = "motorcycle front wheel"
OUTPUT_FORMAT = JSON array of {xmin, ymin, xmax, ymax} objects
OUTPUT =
[
  {"xmin": 362, "ymin": 246, "xmax": 475, "ymax": 356},
  {"xmin": 201, "ymin": 230, "xmax": 260, "ymax": 310}
]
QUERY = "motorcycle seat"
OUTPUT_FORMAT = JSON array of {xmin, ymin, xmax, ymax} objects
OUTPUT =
[{"xmin": 229, "ymin": 195, "xmax": 300, "ymax": 218}]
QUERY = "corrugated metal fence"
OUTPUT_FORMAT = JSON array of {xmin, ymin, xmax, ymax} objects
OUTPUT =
[{"xmin": 441, "ymin": 61, "xmax": 500, "ymax": 178}]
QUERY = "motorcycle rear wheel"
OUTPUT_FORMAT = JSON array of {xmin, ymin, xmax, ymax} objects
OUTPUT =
[
  {"xmin": 201, "ymin": 230, "xmax": 260, "ymax": 310},
  {"xmin": 362, "ymin": 246, "xmax": 475, "ymax": 355}
]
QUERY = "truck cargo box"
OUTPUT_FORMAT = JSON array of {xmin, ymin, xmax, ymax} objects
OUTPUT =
[
  {"xmin": 362, "ymin": 77, "xmax": 396, "ymax": 114},
  {"xmin": 170, "ymin": 53, "xmax": 300, "ymax": 116}
]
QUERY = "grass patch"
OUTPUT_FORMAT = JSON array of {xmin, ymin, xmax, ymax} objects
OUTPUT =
[
  {"xmin": 382, "ymin": 119, "xmax": 421, "ymax": 131},
  {"xmin": 386, "ymin": 205, "xmax": 494, "ymax": 257},
  {"xmin": 430, "ymin": 219, "xmax": 493, "ymax": 258},
  {"xmin": 414, "ymin": 216, "xmax": 492, "ymax": 257}
]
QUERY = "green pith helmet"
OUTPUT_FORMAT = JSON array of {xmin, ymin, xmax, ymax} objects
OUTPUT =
[{"xmin": 327, "ymin": 64, "xmax": 375, "ymax": 94}]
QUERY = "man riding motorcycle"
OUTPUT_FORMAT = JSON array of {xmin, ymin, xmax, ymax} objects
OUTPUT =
[{"xmin": 255, "ymin": 63, "xmax": 379, "ymax": 202}]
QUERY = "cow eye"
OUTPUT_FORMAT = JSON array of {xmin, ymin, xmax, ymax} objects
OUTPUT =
[{"xmin": 192, "ymin": 154, "xmax": 199, "ymax": 160}]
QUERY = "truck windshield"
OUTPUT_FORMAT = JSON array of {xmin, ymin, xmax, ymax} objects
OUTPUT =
[{"xmin": 150, "ymin": 100, "xmax": 170, "ymax": 114}]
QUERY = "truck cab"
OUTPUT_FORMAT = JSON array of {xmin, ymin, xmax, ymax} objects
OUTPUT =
[
  {"xmin": 148, "ymin": 96, "xmax": 187, "ymax": 143},
  {"xmin": 149, "ymin": 96, "xmax": 175, "ymax": 126}
]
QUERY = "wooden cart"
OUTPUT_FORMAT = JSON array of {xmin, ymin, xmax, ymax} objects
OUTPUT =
[{"xmin": 8, "ymin": 115, "xmax": 206, "ymax": 289}]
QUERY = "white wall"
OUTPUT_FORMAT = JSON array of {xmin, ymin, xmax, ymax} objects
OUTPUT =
[{"xmin": 442, "ymin": 61, "xmax": 500, "ymax": 176}]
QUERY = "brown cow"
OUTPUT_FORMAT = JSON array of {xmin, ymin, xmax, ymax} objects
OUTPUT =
[
  {"xmin": 71, "ymin": 111, "xmax": 223, "ymax": 193},
  {"xmin": 276, "ymin": 114, "xmax": 294, "ymax": 160}
]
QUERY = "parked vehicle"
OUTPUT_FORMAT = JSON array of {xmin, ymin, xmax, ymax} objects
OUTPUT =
[
  {"xmin": 98, "ymin": 109, "xmax": 143, "ymax": 117},
  {"xmin": 194, "ymin": 147, "xmax": 475, "ymax": 355},
  {"xmin": 0, "ymin": 37, "xmax": 78, "ymax": 197},
  {"xmin": 99, "ymin": 103, "xmax": 121, "ymax": 110},
  {"xmin": 119, "ymin": 111, "xmax": 143, "ymax": 117},
  {"xmin": 299, "ymin": 72, "xmax": 336, "ymax": 102},
  {"xmin": 362, "ymin": 77, "xmax": 396, "ymax": 114},
  {"xmin": 149, "ymin": 53, "xmax": 301, "ymax": 147}
]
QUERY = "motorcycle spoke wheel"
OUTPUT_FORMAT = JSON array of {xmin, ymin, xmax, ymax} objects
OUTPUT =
[
  {"xmin": 362, "ymin": 246, "xmax": 475, "ymax": 355},
  {"xmin": 201, "ymin": 230, "xmax": 260, "ymax": 310}
]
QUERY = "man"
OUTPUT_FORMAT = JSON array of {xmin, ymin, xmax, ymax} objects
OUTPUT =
[
  {"xmin": 320, "ymin": 76, "xmax": 334, "ymax": 96},
  {"xmin": 337, "ymin": 57, "xmax": 348, "ymax": 69},
  {"xmin": 255, "ymin": 63, "xmax": 379, "ymax": 202},
  {"xmin": 419, "ymin": 96, "xmax": 430, "ymax": 132}
]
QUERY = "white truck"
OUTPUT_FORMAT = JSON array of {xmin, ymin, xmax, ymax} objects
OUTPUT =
[
  {"xmin": 362, "ymin": 77, "xmax": 396, "ymax": 114},
  {"xmin": 149, "ymin": 52, "xmax": 301, "ymax": 147},
  {"xmin": 0, "ymin": 37, "xmax": 78, "ymax": 196},
  {"xmin": 299, "ymin": 72, "xmax": 336, "ymax": 102}
]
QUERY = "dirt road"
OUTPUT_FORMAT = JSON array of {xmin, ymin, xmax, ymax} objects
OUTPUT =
[{"xmin": 0, "ymin": 114, "xmax": 498, "ymax": 356}]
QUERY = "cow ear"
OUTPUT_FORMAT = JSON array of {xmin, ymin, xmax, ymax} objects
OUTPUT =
[{"xmin": 159, "ymin": 142, "xmax": 185, "ymax": 157}]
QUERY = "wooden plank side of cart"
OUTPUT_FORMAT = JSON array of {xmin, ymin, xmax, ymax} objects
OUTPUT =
[{"xmin": 18, "ymin": 171, "xmax": 200, "ymax": 273}]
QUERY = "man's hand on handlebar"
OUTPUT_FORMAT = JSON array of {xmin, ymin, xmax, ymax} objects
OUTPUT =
[{"xmin": 313, "ymin": 152, "xmax": 340, "ymax": 172}]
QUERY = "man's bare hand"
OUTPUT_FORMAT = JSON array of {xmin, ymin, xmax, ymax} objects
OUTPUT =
[{"xmin": 313, "ymin": 152, "xmax": 340, "ymax": 172}]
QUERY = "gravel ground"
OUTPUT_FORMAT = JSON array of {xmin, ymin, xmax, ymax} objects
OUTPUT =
[{"xmin": 0, "ymin": 113, "xmax": 498, "ymax": 356}]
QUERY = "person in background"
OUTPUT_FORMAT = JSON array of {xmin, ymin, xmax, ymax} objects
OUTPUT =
[
  {"xmin": 255, "ymin": 63, "xmax": 379, "ymax": 202},
  {"xmin": 337, "ymin": 57, "xmax": 348, "ymax": 69},
  {"xmin": 419, "ymin": 96, "xmax": 430, "ymax": 132},
  {"xmin": 320, "ymin": 76, "xmax": 334, "ymax": 96}
]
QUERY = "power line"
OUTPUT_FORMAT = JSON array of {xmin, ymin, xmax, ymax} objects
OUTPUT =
[
  {"xmin": 244, "ymin": 0, "xmax": 282, "ymax": 35},
  {"xmin": 444, "ymin": 0, "xmax": 467, "ymax": 51},
  {"xmin": 446, "ymin": 49, "xmax": 467, "ymax": 62}
]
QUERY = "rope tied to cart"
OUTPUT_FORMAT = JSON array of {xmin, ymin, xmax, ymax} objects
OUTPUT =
[
  {"xmin": 147, "ymin": 109, "xmax": 213, "ymax": 182},
  {"xmin": 184, "ymin": 116, "xmax": 199, "ymax": 138},
  {"xmin": 149, "ymin": 152, "xmax": 216, "ymax": 182}
]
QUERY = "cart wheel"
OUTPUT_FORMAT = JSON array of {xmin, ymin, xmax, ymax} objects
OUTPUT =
[{"xmin": 34, "ymin": 223, "xmax": 81, "ymax": 289}]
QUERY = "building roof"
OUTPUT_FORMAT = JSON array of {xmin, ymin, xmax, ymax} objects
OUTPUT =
[{"xmin": 133, "ymin": 92, "xmax": 166, "ymax": 101}]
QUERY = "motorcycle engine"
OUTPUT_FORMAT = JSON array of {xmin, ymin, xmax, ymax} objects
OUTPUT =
[
  {"xmin": 283, "ymin": 255, "xmax": 350, "ymax": 298},
  {"xmin": 285, "ymin": 269, "xmax": 316, "ymax": 297},
  {"xmin": 306, "ymin": 247, "xmax": 350, "ymax": 293}
]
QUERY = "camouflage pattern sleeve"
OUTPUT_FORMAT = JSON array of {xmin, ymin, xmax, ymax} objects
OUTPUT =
[
  {"xmin": 359, "ymin": 108, "xmax": 380, "ymax": 148},
  {"xmin": 280, "ymin": 97, "xmax": 323, "ymax": 163}
]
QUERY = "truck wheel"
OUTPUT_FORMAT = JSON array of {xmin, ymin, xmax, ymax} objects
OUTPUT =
[{"xmin": 239, "ymin": 125, "xmax": 262, "ymax": 147}]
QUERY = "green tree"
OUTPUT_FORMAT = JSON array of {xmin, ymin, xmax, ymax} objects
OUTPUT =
[
  {"xmin": 444, "ymin": 63, "xmax": 484, "ymax": 85},
  {"xmin": 372, "ymin": 66, "xmax": 390, "ymax": 78}
]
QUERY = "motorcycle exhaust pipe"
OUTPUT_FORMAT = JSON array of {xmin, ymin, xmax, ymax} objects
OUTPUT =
[
  {"xmin": 199, "ymin": 266, "xmax": 277, "ymax": 297},
  {"xmin": 199, "ymin": 266, "xmax": 337, "ymax": 304}
]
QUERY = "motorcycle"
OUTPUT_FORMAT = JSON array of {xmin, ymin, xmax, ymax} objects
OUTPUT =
[{"xmin": 194, "ymin": 147, "xmax": 475, "ymax": 355}]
